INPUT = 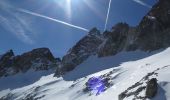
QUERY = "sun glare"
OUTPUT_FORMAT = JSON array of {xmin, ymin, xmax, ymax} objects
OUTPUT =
[
  {"xmin": 66, "ymin": 0, "xmax": 71, "ymax": 3},
  {"xmin": 66, "ymin": 0, "xmax": 72, "ymax": 20},
  {"xmin": 53, "ymin": 0, "xmax": 102, "ymax": 23}
]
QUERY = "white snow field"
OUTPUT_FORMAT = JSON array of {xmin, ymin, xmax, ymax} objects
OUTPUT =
[{"xmin": 1, "ymin": 47, "xmax": 170, "ymax": 100}]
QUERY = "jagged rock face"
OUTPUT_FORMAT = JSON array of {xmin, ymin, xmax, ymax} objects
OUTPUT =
[
  {"xmin": 136, "ymin": 0, "xmax": 170, "ymax": 51},
  {"xmin": 0, "ymin": 50, "xmax": 15, "ymax": 77},
  {"xmin": 13, "ymin": 48, "xmax": 56, "ymax": 72},
  {"xmin": 98, "ymin": 23, "xmax": 134, "ymax": 57},
  {"xmin": 57, "ymin": 28, "xmax": 103, "ymax": 75},
  {"xmin": 145, "ymin": 78, "xmax": 158, "ymax": 98},
  {"xmin": 99, "ymin": 0, "xmax": 170, "ymax": 57},
  {"xmin": 0, "ymin": 48, "xmax": 58, "ymax": 77},
  {"xmin": 0, "ymin": 50, "xmax": 14, "ymax": 67}
]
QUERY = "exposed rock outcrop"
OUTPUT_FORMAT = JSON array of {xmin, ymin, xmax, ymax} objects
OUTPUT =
[
  {"xmin": 99, "ymin": 0, "xmax": 170, "ymax": 57},
  {"xmin": 145, "ymin": 78, "xmax": 158, "ymax": 98},
  {"xmin": 0, "ymin": 50, "xmax": 15, "ymax": 77},
  {"xmin": 118, "ymin": 65, "xmax": 166, "ymax": 100},
  {"xmin": 0, "ymin": 48, "xmax": 59, "ymax": 77},
  {"xmin": 98, "ymin": 23, "xmax": 137, "ymax": 57},
  {"xmin": 55, "ymin": 28, "xmax": 103, "ymax": 76},
  {"xmin": 135, "ymin": 0, "xmax": 170, "ymax": 51}
]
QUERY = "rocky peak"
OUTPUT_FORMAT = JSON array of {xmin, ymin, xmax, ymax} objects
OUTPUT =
[
  {"xmin": 138, "ymin": 0, "xmax": 170, "ymax": 33},
  {"xmin": 99, "ymin": 0, "xmax": 170, "ymax": 56},
  {"xmin": 88, "ymin": 27, "xmax": 100, "ymax": 36},
  {"xmin": 0, "ymin": 49, "xmax": 14, "ymax": 60},
  {"xmin": 21, "ymin": 48, "xmax": 55, "ymax": 62},
  {"xmin": 103, "ymin": 23, "xmax": 129, "ymax": 38},
  {"xmin": 0, "ymin": 50, "xmax": 14, "ymax": 68},
  {"xmin": 112, "ymin": 23, "xmax": 129, "ymax": 33},
  {"xmin": 55, "ymin": 28, "xmax": 103, "ymax": 76},
  {"xmin": 0, "ymin": 48, "xmax": 58, "ymax": 77},
  {"xmin": 98, "ymin": 23, "xmax": 130, "ymax": 57},
  {"xmin": 136, "ymin": 0, "xmax": 170, "ymax": 51},
  {"xmin": 109, "ymin": 23, "xmax": 129, "ymax": 42},
  {"xmin": 13, "ymin": 48, "xmax": 56, "ymax": 72}
]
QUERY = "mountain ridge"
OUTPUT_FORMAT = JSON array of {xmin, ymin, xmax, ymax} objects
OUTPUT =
[
  {"xmin": 55, "ymin": 0, "xmax": 170, "ymax": 76},
  {"xmin": 0, "ymin": 48, "xmax": 60, "ymax": 77}
]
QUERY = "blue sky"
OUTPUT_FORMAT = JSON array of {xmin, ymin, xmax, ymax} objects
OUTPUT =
[{"xmin": 0, "ymin": 0, "xmax": 157, "ymax": 58}]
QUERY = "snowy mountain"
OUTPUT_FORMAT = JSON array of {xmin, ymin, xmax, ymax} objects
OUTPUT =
[
  {"xmin": 1, "ymin": 47, "xmax": 170, "ymax": 100},
  {"xmin": 1, "ymin": 0, "xmax": 170, "ymax": 100},
  {"xmin": 56, "ymin": 0, "xmax": 170, "ymax": 75},
  {"xmin": 0, "ymin": 48, "xmax": 60, "ymax": 77},
  {"xmin": 55, "ymin": 28, "xmax": 103, "ymax": 76}
]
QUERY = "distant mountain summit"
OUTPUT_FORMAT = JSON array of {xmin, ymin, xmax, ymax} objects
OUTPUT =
[
  {"xmin": 99, "ymin": 0, "xmax": 170, "ymax": 56},
  {"xmin": 55, "ymin": 28, "xmax": 103, "ymax": 76},
  {"xmin": 98, "ymin": 22, "xmax": 133, "ymax": 57},
  {"xmin": 0, "ymin": 48, "xmax": 60, "ymax": 77},
  {"xmin": 55, "ymin": 0, "xmax": 170, "ymax": 76},
  {"xmin": 136, "ymin": 0, "xmax": 170, "ymax": 51}
]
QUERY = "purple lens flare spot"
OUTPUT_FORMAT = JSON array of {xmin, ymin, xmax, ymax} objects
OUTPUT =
[{"xmin": 87, "ymin": 77, "xmax": 105, "ymax": 95}]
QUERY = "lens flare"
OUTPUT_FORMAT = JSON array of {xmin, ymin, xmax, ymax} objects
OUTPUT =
[{"xmin": 87, "ymin": 77, "xmax": 105, "ymax": 95}]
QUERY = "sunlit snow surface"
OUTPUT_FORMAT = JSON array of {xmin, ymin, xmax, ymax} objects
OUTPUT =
[{"xmin": 1, "ymin": 48, "xmax": 170, "ymax": 100}]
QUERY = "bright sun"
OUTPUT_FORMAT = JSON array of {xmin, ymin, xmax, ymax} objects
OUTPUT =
[
  {"xmin": 66, "ymin": 0, "xmax": 71, "ymax": 6},
  {"xmin": 66, "ymin": 0, "xmax": 71, "ymax": 3}
]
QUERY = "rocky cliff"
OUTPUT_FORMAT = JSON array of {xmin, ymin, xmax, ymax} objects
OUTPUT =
[
  {"xmin": 135, "ymin": 0, "xmax": 170, "ymax": 51},
  {"xmin": 0, "ymin": 48, "xmax": 60, "ymax": 77},
  {"xmin": 55, "ymin": 28, "xmax": 103, "ymax": 76}
]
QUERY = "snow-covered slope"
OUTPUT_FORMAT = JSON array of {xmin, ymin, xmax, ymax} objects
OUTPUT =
[
  {"xmin": 0, "ymin": 70, "xmax": 54, "ymax": 90},
  {"xmin": 1, "ymin": 47, "xmax": 170, "ymax": 100}
]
